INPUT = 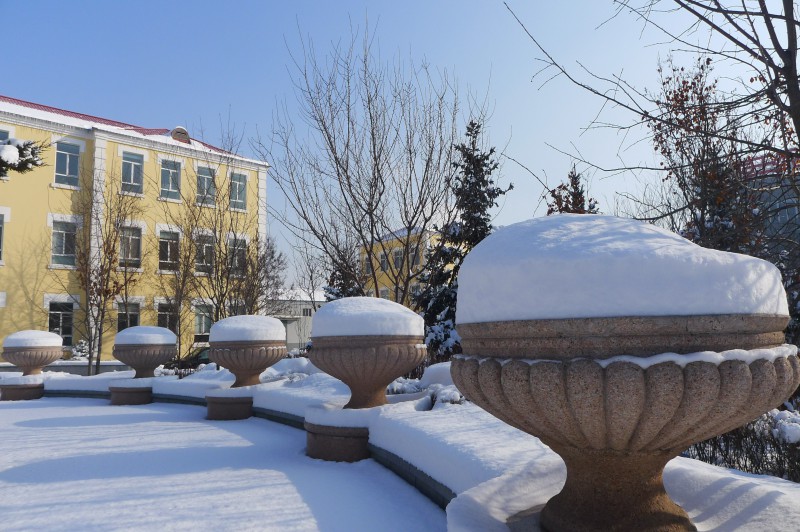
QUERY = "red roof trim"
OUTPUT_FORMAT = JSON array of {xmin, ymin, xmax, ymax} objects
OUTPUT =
[{"xmin": 0, "ymin": 94, "xmax": 232, "ymax": 154}]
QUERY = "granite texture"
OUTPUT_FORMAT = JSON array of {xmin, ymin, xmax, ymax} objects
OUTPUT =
[
  {"xmin": 310, "ymin": 335, "xmax": 425, "ymax": 408},
  {"xmin": 1, "ymin": 346, "xmax": 64, "ymax": 375},
  {"xmin": 112, "ymin": 344, "xmax": 177, "ymax": 378},
  {"xmin": 208, "ymin": 340, "xmax": 286, "ymax": 387}
]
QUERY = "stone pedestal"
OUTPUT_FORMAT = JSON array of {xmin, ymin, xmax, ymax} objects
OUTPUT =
[
  {"xmin": 305, "ymin": 421, "xmax": 370, "ymax": 462},
  {"xmin": 310, "ymin": 335, "xmax": 426, "ymax": 409},
  {"xmin": 0, "ymin": 383, "xmax": 45, "ymax": 401},
  {"xmin": 206, "ymin": 396, "xmax": 254, "ymax": 420},
  {"xmin": 109, "ymin": 386, "xmax": 153, "ymax": 405}
]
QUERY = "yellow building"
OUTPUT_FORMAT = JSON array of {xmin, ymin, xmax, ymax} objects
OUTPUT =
[
  {"xmin": 0, "ymin": 95, "xmax": 269, "ymax": 359},
  {"xmin": 361, "ymin": 228, "xmax": 432, "ymax": 309}
]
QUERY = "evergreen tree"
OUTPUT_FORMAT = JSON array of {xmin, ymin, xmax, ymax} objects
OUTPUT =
[
  {"xmin": 0, "ymin": 138, "xmax": 45, "ymax": 177},
  {"xmin": 415, "ymin": 120, "xmax": 512, "ymax": 359},
  {"xmin": 323, "ymin": 253, "xmax": 365, "ymax": 301},
  {"xmin": 545, "ymin": 165, "xmax": 599, "ymax": 215}
]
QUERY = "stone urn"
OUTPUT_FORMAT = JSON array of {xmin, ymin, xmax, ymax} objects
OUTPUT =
[
  {"xmin": 208, "ymin": 315, "xmax": 286, "ymax": 388},
  {"xmin": 1, "ymin": 330, "xmax": 64, "ymax": 375},
  {"xmin": 309, "ymin": 297, "xmax": 426, "ymax": 409},
  {"xmin": 451, "ymin": 215, "xmax": 800, "ymax": 532},
  {"xmin": 113, "ymin": 326, "xmax": 177, "ymax": 378}
]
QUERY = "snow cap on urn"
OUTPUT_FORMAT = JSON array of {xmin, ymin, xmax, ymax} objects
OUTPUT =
[
  {"xmin": 311, "ymin": 297, "xmax": 424, "ymax": 338},
  {"xmin": 115, "ymin": 326, "xmax": 177, "ymax": 345},
  {"xmin": 3, "ymin": 330, "xmax": 63, "ymax": 348},
  {"xmin": 457, "ymin": 214, "xmax": 789, "ymax": 324},
  {"xmin": 210, "ymin": 315, "xmax": 286, "ymax": 343}
]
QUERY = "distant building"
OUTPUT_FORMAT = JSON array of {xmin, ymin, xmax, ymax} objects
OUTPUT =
[
  {"xmin": 0, "ymin": 95, "xmax": 269, "ymax": 358},
  {"xmin": 361, "ymin": 228, "xmax": 433, "ymax": 310},
  {"xmin": 271, "ymin": 289, "xmax": 325, "ymax": 351}
]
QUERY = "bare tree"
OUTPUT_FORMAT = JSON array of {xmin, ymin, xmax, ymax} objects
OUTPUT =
[
  {"xmin": 74, "ymin": 168, "xmax": 145, "ymax": 375},
  {"xmin": 152, "ymin": 143, "xmax": 288, "ymax": 358},
  {"xmin": 254, "ymin": 29, "xmax": 461, "ymax": 305}
]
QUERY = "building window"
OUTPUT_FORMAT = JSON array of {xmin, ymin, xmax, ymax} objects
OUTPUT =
[
  {"xmin": 380, "ymin": 252, "xmax": 388, "ymax": 272},
  {"xmin": 120, "ymin": 227, "xmax": 142, "ymax": 268},
  {"xmin": 157, "ymin": 303, "xmax": 179, "ymax": 334},
  {"xmin": 411, "ymin": 284, "xmax": 421, "ymax": 298},
  {"xmin": 51, "ymin": 221, "xmax": 77, "ymax": 266},
  {"xmin": 121, "ymin": 152, "xmax": 144, "ymax": 194},
  {"xmin": 55, "ymin": 142, "xmax": 80, "ymax": 187},
  {"xmin": 117, "ymin": 303, "xmax": 140, "ymax": 332},
  {"xmin": 363, "ymin": 255, "xmax": 373, "ymax": 274},
  {"xmin": 230, "ymin": 173, "xmax": 247, "ymax": 210},
  {"xmin": 393, "ymin": 249, "xmax": 403, "ymax": 269},
  {"xmin": 380, "ymin": 288, "xmax": 390, "ymax": 300},
  {"xmin": 302, "ymin": 308, "xmax": 312, "ymax": 317},
  {"xmin": 197, "ymin": 167, "xmax": 216, "ymax": 206},
  {"xmin": 0, "ymin": 214, "xmax": 4, "ymax": 261},
  {"xmin": 411, "ymin": 248, "xmax": 420, "ymax": 268},
  {"xmin": 195, "ymin": 234, "xmax": 214, "ymax": 274},
  {"xmin": 194, "ymin": 304, "xmax": 213, "ymax": 343},
  {"xmin": 158, "ymin": 231, "xmax": 180, "ymax": 271},
  {"xmin": 228, "ymin": 237, "xmax": 246, "ymax": 275},
  {"xmin": 160, "ymin": 160, "xmax": 181, "ymax": 200},
  {"xmin": 49, "ymin": 302, "xmax": 73, "ymax": 346}
]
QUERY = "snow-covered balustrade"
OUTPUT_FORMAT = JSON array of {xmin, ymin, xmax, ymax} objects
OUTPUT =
[
  {"xmin": 450, "ymin": 214, "xmax": 800, "ymax": 531},
  {"xmin": 0, "ymin": 330, "xmax": 64, "ymax": 400},
  {"xmin": 305, "ymin": 297, "xmax": 427, "ymax": 461},
  {"xmin": 206, "ymin": 315, "xmax": 287, "ymax": 420},
  {"xmin": 110, "ymin": 326, "xmax": 178, "ymax": 405}
]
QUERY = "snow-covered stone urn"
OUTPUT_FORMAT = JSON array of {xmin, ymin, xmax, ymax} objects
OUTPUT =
[
  {"xmin": 112, "ymin": 326, "xmax": 177, "ymax": 379},
  {"xmin": 1, "ymin": 330, "xmax": 63, "ymax": 400},
  {"xmin": 450, "ymin": 215, "xmax": 800, "ymax": 532},
  {"xmin": 2, "ymin": 330, "xmax": 64, "ymax": 375},
  {"xmin": 208, "ymin": 315, "xmax": 286, "ymax": 388},
  {"xmin": 309, "ymin": 297, "xmax": 426, "ymax": 409}
]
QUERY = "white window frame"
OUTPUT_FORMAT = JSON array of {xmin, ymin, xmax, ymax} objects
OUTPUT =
[
  {"xmin": 229, "ymin": 172, "xmax": 247, "ymax": 210},
  {"xmin": 121, "ymin": 151, "xmax": 145, "ymax": 195},
  {"xmin": 119, "ymin": 226, "xmax": 143, "ymax": 269},
  {"xmin": 197, "ymin": 166, "xmax": 217, "ymax": 206},
  {"xmin": 54, "ymin": 141, "xmax": 82, "ymax": 188},
  {"xmin": 159, "ymin": 158, "xmax": 182, "ymax": 201}
]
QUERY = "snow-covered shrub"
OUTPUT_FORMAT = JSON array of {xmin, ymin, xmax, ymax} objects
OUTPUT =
[
  {"xmin": 69, "ymin": 340, "xmax": 90, "ymax": 361},
  {"xmin": 387, "ymin": 377, "xmax": 424, "ymax": 395},
  {"xmin": 686, "ymin": 408, "xmax": 800, "ymax": 481}
]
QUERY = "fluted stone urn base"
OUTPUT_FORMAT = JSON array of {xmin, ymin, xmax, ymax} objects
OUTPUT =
[
  {"xmin": 209, "ymin": 340, "xmax": 286, "ymax": 388},
  {"xmin": 541, "ymin": 447, "xmax": 693, "ymax": 531},
  {"xmin": 310, "ymin": 335, "xmax": 426, "ymax": 409},
  {"xmin": 113, "ymin": 344, "xmax": 177, "ymax": 379},
  {"xmin": 453, "ymin": 316, "xmax": 800, "ymax": 532},
  {"xmin": 2, "ymin": 346, "xmax": 63, "ymax": 375}
]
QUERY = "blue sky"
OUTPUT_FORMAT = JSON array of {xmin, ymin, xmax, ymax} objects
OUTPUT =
[{"xmin": 2, "ymin": 1, "xmax": 680, "ymax": 258}]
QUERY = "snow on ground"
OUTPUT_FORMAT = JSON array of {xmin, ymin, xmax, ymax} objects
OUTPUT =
[
  {"xmin": 3, "ymin": 360, "xmax": 799, "ymax": 531},
  {"xmin": 0, "ymin": 398, "xmax": 445, "ymax": 532},
  {"xmin": 457, "ymin": 215, "xmax": 789, "ymax": 323},
  {"xmin": 311, "ymin": 297, "xmax": 424, "ymax": 337}
]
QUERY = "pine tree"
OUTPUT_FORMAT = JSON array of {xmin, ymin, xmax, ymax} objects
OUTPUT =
[
  {"xmin": 415, "ymin": 120, "xmax": 512, "ymax": 359},
  {"xmin": 323, "ymin": 253, "xmax": 364, "ymax": 301},
  {"xmin": 545, "ymin": 165, "xmax": 599, "ymax": 215},
  {"xmin": 0, "ymin": 138, "xmax": 45, "ymax": 177}
]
